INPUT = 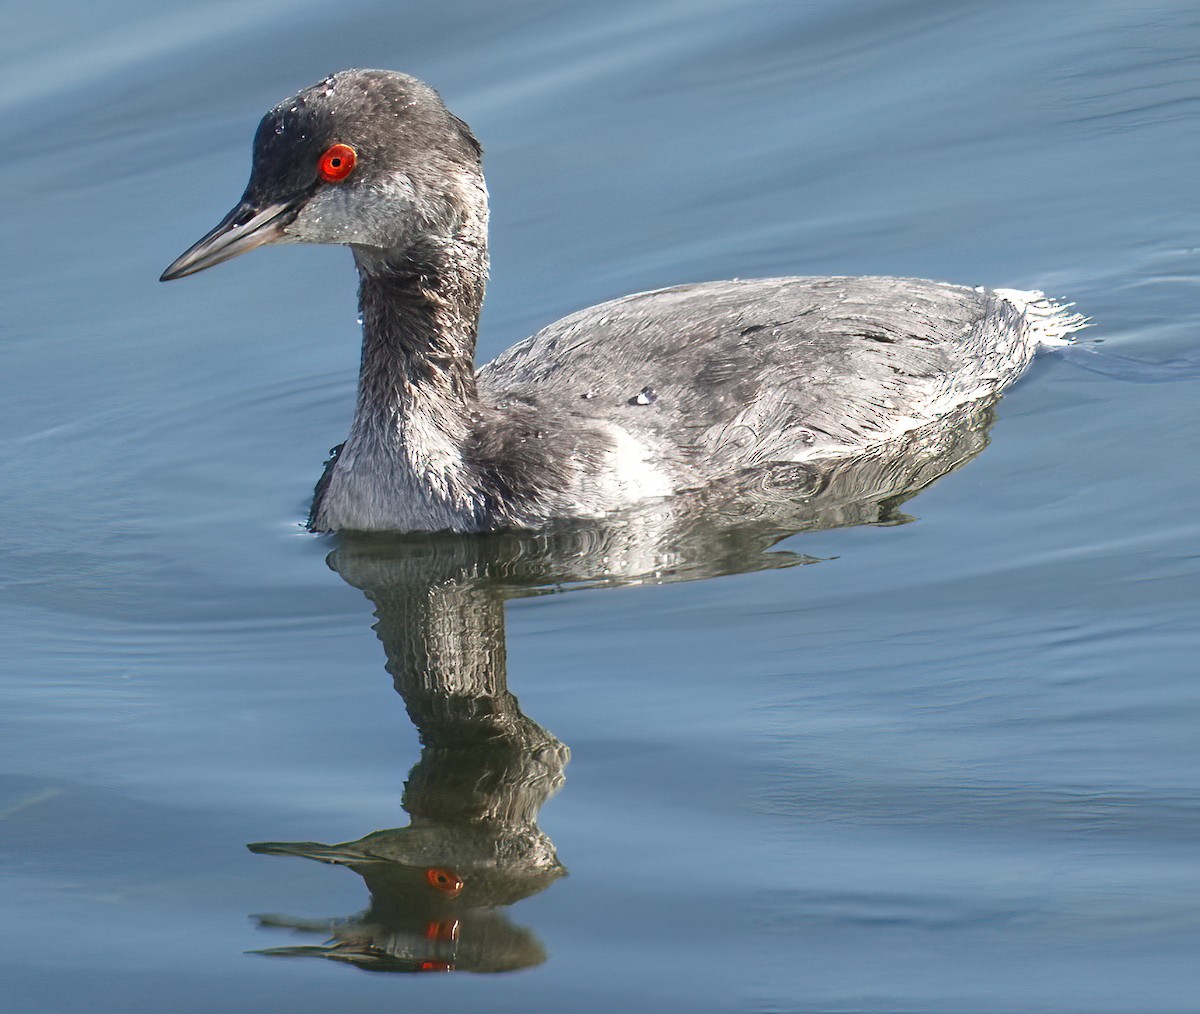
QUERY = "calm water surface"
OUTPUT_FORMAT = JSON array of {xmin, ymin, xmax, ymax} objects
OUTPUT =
[{"xmin": 3, "ymin": 1, "xmax": 1199, "ymax": 1010}]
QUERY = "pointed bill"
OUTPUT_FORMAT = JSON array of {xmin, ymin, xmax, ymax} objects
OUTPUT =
[{"xmin": 160, "ymin": 198, "xmax": 300, "ymax": 281}]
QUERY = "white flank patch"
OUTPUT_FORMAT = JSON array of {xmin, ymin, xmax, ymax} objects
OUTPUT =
[
  {"xmin": 603, "ymin": 424, "xmax": 674, "ymax": 503},
  {"xmin": 993, "ymin": 288, "xmax": 1091, "ymax": 347}
]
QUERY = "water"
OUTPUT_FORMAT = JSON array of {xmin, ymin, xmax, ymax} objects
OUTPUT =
[{"xmin": 3, "ymin": 1, "xmax": 1198, "ymax": 1010}]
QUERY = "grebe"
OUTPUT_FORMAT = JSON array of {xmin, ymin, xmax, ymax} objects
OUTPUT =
[{"xmin": 161, "ymin": 69, "xmax": 1084, "ymax": 533}]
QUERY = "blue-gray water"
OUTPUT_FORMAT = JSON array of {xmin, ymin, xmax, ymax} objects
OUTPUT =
[{"xmin": 3, "ymin": 1, "xmax": 1198, "ymax": 1010}]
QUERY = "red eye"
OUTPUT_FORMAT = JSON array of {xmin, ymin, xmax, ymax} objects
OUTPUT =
[
  {"xmin": 318, "ymin": 143, "xmax": 356, "ymax": 182},
  {"xmin": 424, "ymin": 867, "xmax": 464, "ymax": 896}
]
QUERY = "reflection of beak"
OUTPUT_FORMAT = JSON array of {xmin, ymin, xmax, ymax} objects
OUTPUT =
[{"xmin": 160, "ymin": 197, "xmax": 302, "ymax": 281}]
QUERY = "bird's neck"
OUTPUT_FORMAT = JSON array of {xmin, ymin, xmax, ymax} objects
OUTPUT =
[
  {"xmin": 351, "ymin": 230, "xmax": 488, "ymax": 437},
  {"xmin": 315, "ymin": 227, "xmax": 491, "ymax": 532}
]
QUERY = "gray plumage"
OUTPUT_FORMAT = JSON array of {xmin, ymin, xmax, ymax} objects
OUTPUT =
[
  {"xmin": 484, "ymin": 275, "xmax": 1028, "ymax": 480},
  {"xmin": 161, "ymin": 69, "xmax": 1085, "ymax": 534}
]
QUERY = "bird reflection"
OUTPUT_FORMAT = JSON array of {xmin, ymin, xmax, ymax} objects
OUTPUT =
[
  {"xmin": 247, "ymin": 399, "xmax": 997, "ymax": 972},
  {"xmin": 248, "ymin": 543, "xmax": 569, "ymax": 973}
]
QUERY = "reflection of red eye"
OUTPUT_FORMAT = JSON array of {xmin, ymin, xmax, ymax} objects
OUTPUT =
[
  {"xmin": 425, "ymin": 919, "xmax": 461, "ymax": 941},
  {"xmin": 318, "ymin": 143, "xmax": 356, "ymax": 182},
  {"xmin": 419, "ymin": 961, "xmax": 454, "ymax": 972},
  {"xmin": 425, "ymin": 867, "xmax": 464, "ymax": 895}
]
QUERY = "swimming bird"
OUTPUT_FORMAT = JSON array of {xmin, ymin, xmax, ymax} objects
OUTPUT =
[{"xmin": 161, "ymin": 69, "xmax": 1084, "ymax": 534}]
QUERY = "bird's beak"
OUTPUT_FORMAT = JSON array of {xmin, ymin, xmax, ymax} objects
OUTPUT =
[{"xmin": 160, "ymin": 197, "xmax": 301, "ymax": 281}]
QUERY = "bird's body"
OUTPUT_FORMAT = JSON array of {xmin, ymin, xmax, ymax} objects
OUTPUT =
[{"xmin": 162, "ymin": 70, "xmax": 1084, "ymax": 533}]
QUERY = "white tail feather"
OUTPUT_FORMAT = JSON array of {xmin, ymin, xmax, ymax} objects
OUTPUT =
[{"xmin": 993, "ymin": 287, "xmax": 1090, "ymax": 347}]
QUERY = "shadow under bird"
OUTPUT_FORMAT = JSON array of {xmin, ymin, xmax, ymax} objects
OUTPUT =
[{"xmin": 161, "ymin": 69, "xmax": 1085, "ymax": 534}]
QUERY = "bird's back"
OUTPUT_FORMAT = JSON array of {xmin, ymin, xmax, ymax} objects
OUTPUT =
[{"xmin": 479, "ymin": 276, "xmax": 1062, "ymax": 487}]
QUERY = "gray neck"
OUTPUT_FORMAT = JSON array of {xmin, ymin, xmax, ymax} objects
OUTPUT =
[
  {"xmin": 351, "ymin": 229, "xmax": 487, "ymax": 440},
  {"xmin": 313, "ymin": 214, "xmax": 491, "ymax": 531}
]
